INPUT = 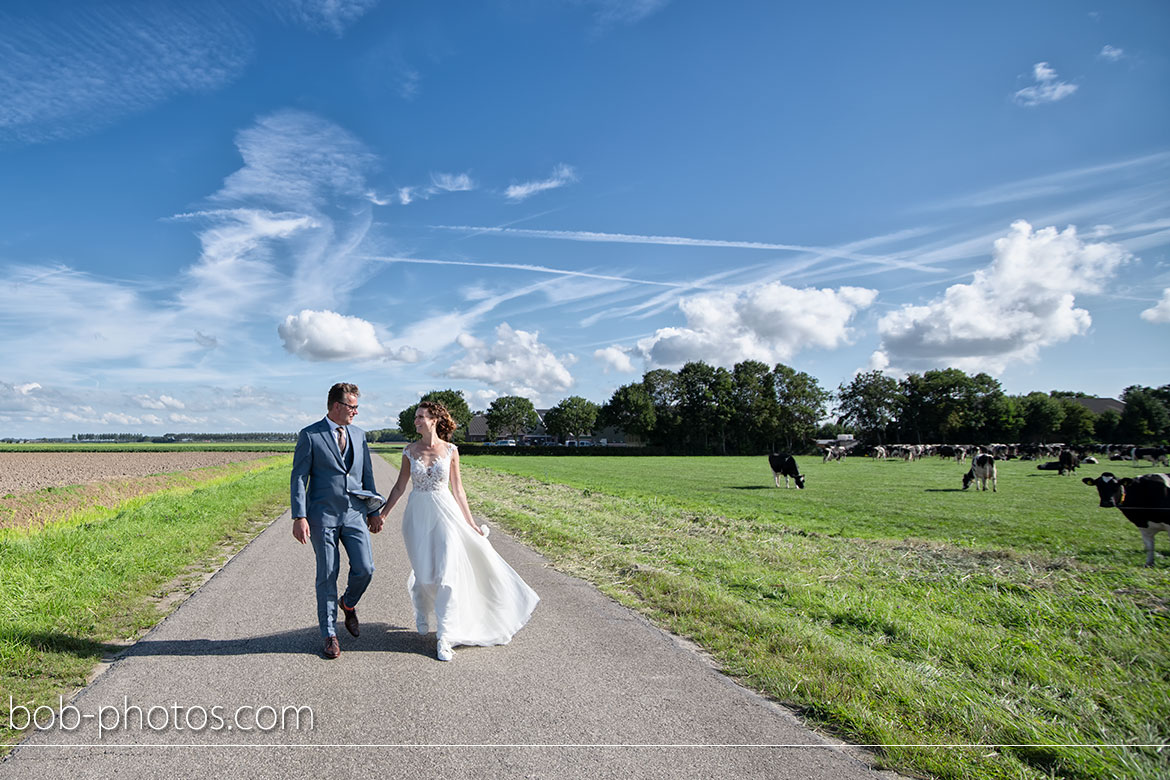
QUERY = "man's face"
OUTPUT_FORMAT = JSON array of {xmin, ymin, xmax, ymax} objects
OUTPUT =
[{"xmin": 330, "ymin": 393, "xmax": 359, "ymax": 425}]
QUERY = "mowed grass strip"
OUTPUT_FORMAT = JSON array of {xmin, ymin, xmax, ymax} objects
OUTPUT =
[
  {"xmin": 457, "ymin": 455, "xmax": 1170, "ymax": 780},
  {"xmin": 0, "ymin": 456, "xmax": 290, "ymax": 750}
]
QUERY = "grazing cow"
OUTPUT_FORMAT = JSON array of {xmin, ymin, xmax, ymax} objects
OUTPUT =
[
  {"xmin": 822, "ymin": 445, "xmax": 845, "ymax": 463},
  {"xmin": 1082, "ymin": 472, "xmax": 1170, "ymax": 566},
  {"xmin": 1131, "ymin": 447, "xmax": 1170, "ymax": 466},
  {"xmin": 872, "ymin": 445, "xmax": 887, "ymax": 460},
  {"xmin": 1058, "ymin": 449, "xmax": 1080, "ymax": 476},
  {"xmin": 768, "ymin": 453, "xmax": 805, "ymax": 489},
  {"xmin": 962, "ymin": 454, "xmax": 997, "ymax": 492}
]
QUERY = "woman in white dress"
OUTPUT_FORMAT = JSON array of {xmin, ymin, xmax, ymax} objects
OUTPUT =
[{"xmin": 375, "ymin": 401, "xmax": 539, "ymax": 661}]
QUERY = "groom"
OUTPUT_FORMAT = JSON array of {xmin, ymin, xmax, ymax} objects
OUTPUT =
[{"xmin": 291, "ymin": 382, "xmax": 381, "ymax": 659}]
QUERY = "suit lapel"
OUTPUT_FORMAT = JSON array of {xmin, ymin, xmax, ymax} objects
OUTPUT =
[{"xmin": 320, "ymin": 421, "xmax": 345, "ymax": 470}]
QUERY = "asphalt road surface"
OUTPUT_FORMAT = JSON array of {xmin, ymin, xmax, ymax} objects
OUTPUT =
[{"xmin": 2, "ymin": 454, "xmax": 897, "ymax": 779}]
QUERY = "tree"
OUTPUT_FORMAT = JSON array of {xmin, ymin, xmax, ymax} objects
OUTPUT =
[
  {"xmin": 641, "ymin": 368, "xmax": 681, "ymax": 448},
  {"xmin": 1058, "ymin": 399, "xmax": 1096, "ymax": 444},
  {"xmin": 1120, "ymin": 385, "xmax": 1170, "ymax": 443},
  {"xmin": 1020, "ymin": 392, "xmax": 1065, "ymax": 442},
  {"xmin": 396, "ymin": 389, "xmax": 473, "ymax": 442},
  {"xmin": 731, "ymin": 360, "xmax": 779, "ymax": 454},
  {"xmin": 836, "ymin": 370, "xmax": 900, "ymax": 444},
  {"xmin": 1095, "ymin": 408, "xmax": 1122, "ymax": 442},
  {"xmin": 773, "ymin": 363, "xmax": 830, "ymax": 450},
  {"xmin": 599, "ymin": 383, "xmax": 656, "ymax": 443},
  {"xmin": 543, "ymin": 396, "xmax": 600, "ymax": 441},
  {"xmin": 485, "ymin": 396, "xmax": 539, "ymax": 440}
]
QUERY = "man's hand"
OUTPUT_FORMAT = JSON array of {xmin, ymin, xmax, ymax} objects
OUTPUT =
[
  {"xmin": 292, "ymin": 517, "xmax": 310, "ymax": 544},
  {"xmin": 366, "ymin": 513, "xmax": 384, "ymax": 534}
]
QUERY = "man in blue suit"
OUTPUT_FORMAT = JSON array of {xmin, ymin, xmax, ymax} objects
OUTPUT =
[{"xmin": 291, "ymin": 382, "xmax": 381, "ymax": 659}]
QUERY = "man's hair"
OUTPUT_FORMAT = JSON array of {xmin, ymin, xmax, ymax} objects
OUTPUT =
[{"xmin": 327, "ymin": 383, "xmax": 360, "ymax": 408}]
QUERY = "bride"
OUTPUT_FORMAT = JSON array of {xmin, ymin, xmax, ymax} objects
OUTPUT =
[{"xmin": 374, "ymin": 400, "xmax": 539, "ymax": 661}]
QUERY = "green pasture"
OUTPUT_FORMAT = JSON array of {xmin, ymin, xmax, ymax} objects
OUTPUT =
[
  {"xmin": 455, "ymin": 454, "xmax": 1170, "ymax": 780},
  {"xmin": 0, "ymin": 457, "xmax": 290, "ymax": 751}
]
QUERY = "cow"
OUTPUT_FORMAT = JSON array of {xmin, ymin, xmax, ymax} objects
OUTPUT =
[
  {"xmin": 1131, "ymin": 447, "xmax": 1170, "ymax": 467},
  {"xmin": 822, "ymin": 445, "xmax": 845, "ymax": 463},
  {"xmin": 872, "ymin": 445, "xmax": 887, "ymax": 460},
  {"xmin": 1058, "ymin": 449, "xmax": 1080, "ymax": 476},
  {"xmin": 768, "ymin": 453, "xmax": 805, "ymax": 489},
  {"xmin": 1082, "ymin": 472, "xmax": 1170, "ymax": 566},
  {"xmin": 1036, "ymin": 461, "xmax": 1062, "ymax": 471},
  {"xmin": 962, "ymin": 454, "xmax": 997, "ymax": 492}
]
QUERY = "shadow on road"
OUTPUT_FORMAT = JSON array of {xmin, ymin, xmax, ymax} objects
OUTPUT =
[{"xmin": 122, "ymin": 624, "xmax": 433, "ymax": 658}]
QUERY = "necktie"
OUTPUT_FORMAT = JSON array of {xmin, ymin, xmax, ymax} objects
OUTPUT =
[{"xmin": 337, "ymin": 426, "xmax": 347, "ymax": 454}]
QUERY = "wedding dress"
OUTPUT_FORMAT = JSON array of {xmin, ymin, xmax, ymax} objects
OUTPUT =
[{"xmin": 401, "ymin": 444, "xmax": 538, "ymax": 650}]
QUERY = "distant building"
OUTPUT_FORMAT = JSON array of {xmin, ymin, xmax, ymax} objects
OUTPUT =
[{"xmin": 1067, "ymin": 397, "xmax": 1126, "ymax": 416}]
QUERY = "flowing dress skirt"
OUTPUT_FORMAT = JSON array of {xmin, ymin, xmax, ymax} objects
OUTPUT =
[{"xmin": 401, "ymin": 486, "xmax": 539, "ymax": 647}]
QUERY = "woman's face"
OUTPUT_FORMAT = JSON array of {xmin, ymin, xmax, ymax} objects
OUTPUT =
[{"xmin": 414, "ymin": 407, "xmax": 434, "ymax": 432}]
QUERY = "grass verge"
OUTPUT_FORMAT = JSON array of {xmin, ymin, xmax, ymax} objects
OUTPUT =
[
  {"xmin": 458, "ymin": 456, "xmax": 1170, "ymax": 780},
  {"xmin": 0, "ymin": 456, "xmax": 290, "ymax": 752}
]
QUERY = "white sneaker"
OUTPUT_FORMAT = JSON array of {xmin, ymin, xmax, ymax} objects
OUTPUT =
[{"xmin": 436, "ymin": 639, "xmax": 454, "ymax": 662}]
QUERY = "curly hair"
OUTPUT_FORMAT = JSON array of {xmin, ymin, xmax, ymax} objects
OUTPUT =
[{"xmin": 417, "ymin": 400, "xmax": 457, "ymax": 441}]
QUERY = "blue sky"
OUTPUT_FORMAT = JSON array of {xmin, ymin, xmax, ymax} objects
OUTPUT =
[{"xmin": 1, "ymin": 0, "xmax": 1168, "ymax": 438}]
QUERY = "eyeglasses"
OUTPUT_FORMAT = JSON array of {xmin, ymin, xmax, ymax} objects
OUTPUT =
[{"xmin": 337, "ymin": 402, "xmax": 359, "ymax": 412}]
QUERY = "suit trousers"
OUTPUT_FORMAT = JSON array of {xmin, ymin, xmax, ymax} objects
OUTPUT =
[{"xmin": 309, "ymin": 511, "xmax": 375, "ymax": 638}]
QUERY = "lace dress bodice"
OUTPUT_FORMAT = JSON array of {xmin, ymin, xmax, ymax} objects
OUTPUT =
[{"xmin": 408, "ymin": 444, "xmax": 455, "ymax": 492}]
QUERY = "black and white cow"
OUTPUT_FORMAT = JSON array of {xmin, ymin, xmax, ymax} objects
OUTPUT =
[
  {"xmin": 1058, "ymin": 449, "xmax": 1080, "ymax": 476},
  {"xmin": 1082, "ymin": 472, "xmax": 1170, "ymax": 566},
  {"xmin": 1131, "ymin": 447, "xmax": 1170, "ymax": 467},
  {"xmin": 962, "ymin": 453, "xmax": 997, "ymax": 492},
  {"xmin": 768, "ymin": 453, "xmax": 805, "ymax": 489}
]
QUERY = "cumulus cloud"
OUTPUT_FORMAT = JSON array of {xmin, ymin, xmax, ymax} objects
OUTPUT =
[
  {"xmin": 446, "ymin": 323, "xmax": 576, "ymax": 399},
  {"xmin": 278, "ymin": 309, "xmax": 419, "ymax": 362},
  {"xmin": 1140, "ymin": 289, "xmax": 1170, "ymax": 324},
  {"xmin": 504, "ymin": 164, "xmax": 577, "ymax": 202},
  {"xmin": 1013, "ymin": 62, "xmax": 1078, "ymax": 106},
  {"xmin": 594, "ymin": 346, "xmax": 636, "ymax": 373},
  {"xmin": 619, "ymin": 282, "xmax": 876, "ymax": 369},
  {"xmin": 873, "ymin": 220, "xmax": 1129, "ymax": 374},
  {"xmin": 1098, "ymin": 45, "xmax": 1125, "ymax": 62}
]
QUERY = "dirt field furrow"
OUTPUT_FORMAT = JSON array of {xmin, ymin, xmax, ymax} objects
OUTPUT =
[{"xmin": 0, "ymin": 452, "xmax": 280, "ymax": 496}]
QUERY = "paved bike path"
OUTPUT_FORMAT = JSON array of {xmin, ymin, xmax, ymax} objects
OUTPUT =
[{"xmin": 2, "ymin": 454, "xmax": 894, "ymax": 779}]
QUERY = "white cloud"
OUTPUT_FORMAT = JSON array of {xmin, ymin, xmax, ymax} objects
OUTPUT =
[
  {"xmin": 1098, "ymin": 45, "xmax": 1125, "ymax": 62},
  {"xmin": 15, "ymin": 383, "xmax": 41, "ymax": 395},
  {"xmin": 135, "ymin": 394, "xmax": 186, "ymax": 410},
  {"xmin": 446, "ymin": 323, "xmax": 576, "ymax": 399},
  {"xmin": 1140, "ymin": 289, "xmax": 1170, "ymax": 324},
  {"xmin": 1013, "ymin": 62, "xmax": 1078, "ymax": 106},
  {"xmin": 278, "ymin": 309, "xmax": 419, "ymax": 362},
  {"xmin": 874, "ymin": 220, "xmax": 1129, "ymax": 374},
  {"xmin": 627, "ymin": 282, "xmax": 877, "ymax": 369},
  {"xmin": 431, "ymin": 172, "xmax": 475, "ymax": 192},
  {"xmin": 504, "ymin": 164, "xmax": 578, "ymax": 202},
  {"xmin": 594, "ymin": 346, "xmax": 636, "ymax": 374}
]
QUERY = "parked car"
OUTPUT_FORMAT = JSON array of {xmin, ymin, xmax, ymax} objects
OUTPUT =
[{"xmin": 491, "ymin": 439, "xmax": 517, "ymax": 446}]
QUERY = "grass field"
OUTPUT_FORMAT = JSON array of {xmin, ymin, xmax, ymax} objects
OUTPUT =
[
  {"xmin": 0, "ymin": 442, "xmax": 407, "ymax": 453},
  {"xmin": 455, "ymin": 454, "xmax": 1170, "ymax": 780},
  {"xmin": 0, "ymin": 456, "xmax": 291, "ymax": 751}
]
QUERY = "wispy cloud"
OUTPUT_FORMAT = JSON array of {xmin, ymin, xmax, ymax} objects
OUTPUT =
[
  {"xmin": 266, "ymin": 0, "xmax": 380, "ymax": 36},
  {"xmin": 431, "ymin": 224, "xmax": 944, "ymax": 273},
  {"xmin": 504, "ymin": 164, "xmax": 578, "ymax": 202},
  {"xmin": 373, "ymin": 171, "xmax": 476, "ymax": 205},
  {"xmin": 363, "ymin": 254, "xmax": 685, "ymax": 288},
  {"xmin": 1098, "ymin": 45, "xmax": 1125, "ymax": 62},
  {"xmin": 1012, "ymin": 62, "xmax": 1078, "ymax": 107},
  {"xmin": 585, "ymin": 0, "xmax": 671, "ymax": 26},
  {"xmin": 0, "ymin": 4, "xmax": 252, "ymax": 145}
]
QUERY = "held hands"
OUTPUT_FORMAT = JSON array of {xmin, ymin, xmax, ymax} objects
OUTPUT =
[{"xmin": 367, "ymin": 513, "xmax": 384, "ymax": 534}]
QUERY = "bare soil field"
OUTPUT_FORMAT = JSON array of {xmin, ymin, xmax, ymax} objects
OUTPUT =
[
  {"xmin": 0, "ymin": 453, "xmax": 286, "ymax": 532},
  {"xmin": 0, "ymin": 452, "xmax": 278, "ymax": 496}
]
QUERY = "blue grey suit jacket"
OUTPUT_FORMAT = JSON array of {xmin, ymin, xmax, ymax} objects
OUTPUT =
[{"xmin": 290, "ymin": 418, "xmax": 377, "ymax": 527}]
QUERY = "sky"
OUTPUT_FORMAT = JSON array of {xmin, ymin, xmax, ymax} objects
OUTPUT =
[{"xmin": 1, "ymin": 0, "xmax": 1168, "ymax": 438}]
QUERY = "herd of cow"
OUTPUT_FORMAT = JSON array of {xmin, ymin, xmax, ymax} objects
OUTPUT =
[{"xmin": 767, "ymin": 446, "xmax": 1170, "ymax": 567}]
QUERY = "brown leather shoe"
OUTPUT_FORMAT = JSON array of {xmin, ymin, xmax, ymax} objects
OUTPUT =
[
  {"xmin": 339, "ymin": 598, "xmax": 360, "ymax": 638},
  {"xmin": 323, "ymin": 636, "xmax": 340, "ymax": 659}
]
